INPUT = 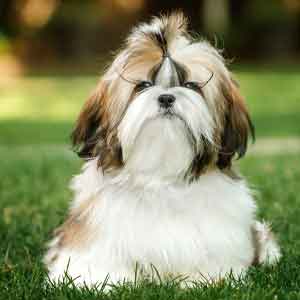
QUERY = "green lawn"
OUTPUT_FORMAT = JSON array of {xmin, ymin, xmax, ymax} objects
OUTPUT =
[{"xmin": 0, "ymin": 67, "xmax": 300, "ymax": 299}]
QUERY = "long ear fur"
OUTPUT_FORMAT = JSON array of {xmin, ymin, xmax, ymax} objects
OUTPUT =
[
  {"xmin": 71, "ymin": 81, "xmax": 123, "ymax": 171},
  {"xmin": 71, "ymin": 82, "xmax": 105, "ymax": 159},
  {"xmin": 217, "ymin": 79, "xmax": 255, "ymax": 169}
]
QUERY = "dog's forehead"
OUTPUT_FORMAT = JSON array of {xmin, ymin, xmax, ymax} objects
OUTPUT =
[{"xmin": 151, "ymin": 56, "xmax": 187, "ymax": 88}]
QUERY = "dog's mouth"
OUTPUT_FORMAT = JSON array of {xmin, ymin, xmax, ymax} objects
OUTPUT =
[
  {"xmin": 158, "ymin": 108, "xmax": 177, "ymax": 119},
  {"xmin": 162, "ymin": 110, "xmax": 175, "ymax": 118}
]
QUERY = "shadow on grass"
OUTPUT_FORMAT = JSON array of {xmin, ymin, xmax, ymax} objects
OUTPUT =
[
  {"xmin": 253, "ymin": 112, "xmax": 300, "ymax": 138},
  {"xmin": 0, "ymin": 119, "xmax": 73, "ymax": 145}
]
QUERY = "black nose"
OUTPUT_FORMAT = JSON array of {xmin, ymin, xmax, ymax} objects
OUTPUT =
[{"xmin": 158, "ymin": 94, "xmax": 176, "ymax": 109}]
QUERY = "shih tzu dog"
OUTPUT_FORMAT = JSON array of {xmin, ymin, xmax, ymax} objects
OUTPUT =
[{"xmin": 45, "ymin": 12, "xmax": 281, "ymax": 287}]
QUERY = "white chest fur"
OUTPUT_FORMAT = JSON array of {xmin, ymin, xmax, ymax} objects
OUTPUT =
[{"xmin": 47, "ymin": 159, "xmax": 257, "ymax": 286}]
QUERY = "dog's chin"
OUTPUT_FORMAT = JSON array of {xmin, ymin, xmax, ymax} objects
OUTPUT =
[{"xmin": 122, "ymin": 115, "xmax": 195, "ymax": 179}]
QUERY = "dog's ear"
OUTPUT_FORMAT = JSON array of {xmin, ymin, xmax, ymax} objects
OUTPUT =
[
  {"xmin": 217, "ymin": 78, "xmax": 255, "ymax": 169},
  {"xmin": 71, "ymin": 81, "xmax": 108, "ymax": 159}
]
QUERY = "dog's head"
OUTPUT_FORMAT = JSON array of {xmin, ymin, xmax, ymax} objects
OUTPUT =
[{"xmin": 72, "ymin": 12, "xmax": 254, "ymax": 180}]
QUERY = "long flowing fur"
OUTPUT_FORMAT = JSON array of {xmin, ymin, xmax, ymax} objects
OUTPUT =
[{"xmin": 44, "ymin": 12, "xmax": 281, "ymax": 288}]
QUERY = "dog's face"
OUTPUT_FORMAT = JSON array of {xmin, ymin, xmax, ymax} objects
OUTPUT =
[{"xmin": 72, "ymin": 13, "xmax": 254, "ymax": 180}]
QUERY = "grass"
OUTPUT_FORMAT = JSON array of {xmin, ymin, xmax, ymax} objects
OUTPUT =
[{"xmin": 0, "ymin": 66, "xmax": 300, "ymax": 299}]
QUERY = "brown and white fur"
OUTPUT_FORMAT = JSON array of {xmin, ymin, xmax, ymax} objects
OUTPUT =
[{"xmin": 44, "ymin": 13, "xmax": 281, "ymax": 288}]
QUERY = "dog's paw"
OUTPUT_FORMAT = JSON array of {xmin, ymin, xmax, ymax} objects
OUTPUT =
[{"xmin": 253, "ymin": 221, "xmax": 281, "ymax": 265}]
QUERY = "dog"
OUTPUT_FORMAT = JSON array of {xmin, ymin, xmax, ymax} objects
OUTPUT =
[{"xmin": 44, "ymin": 12, "xmax": 281, "ymax": 287}]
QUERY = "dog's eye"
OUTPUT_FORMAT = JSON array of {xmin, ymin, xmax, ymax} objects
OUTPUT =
[
  {"xmin": 183, "ymin": 81, "xmax": 201, "ymax": 92},
  {"xmin": 183, "ymin": 81, "xmax": 205, "ymax": 96},
  {"xmin": 135, "ymin": 81, "xmax": 153, "ymax": 93}
]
